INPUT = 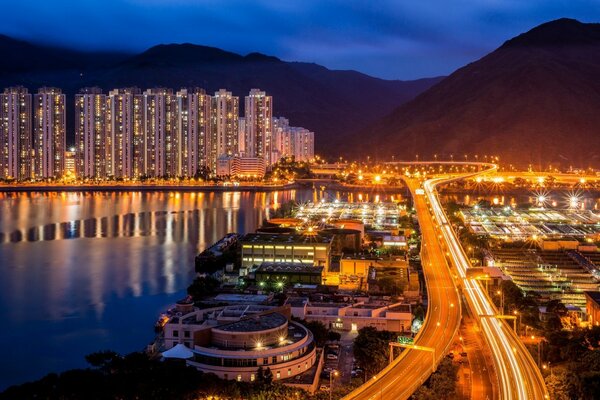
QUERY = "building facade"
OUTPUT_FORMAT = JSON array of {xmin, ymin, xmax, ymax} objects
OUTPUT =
[
  {"xmin": 244, "ymin": 89, "xmax": 272, "ymax": 164},
  {"xmin": 0, "ymin": 86, "xmax": 32, "ymax": 180},
  {"xmin": 211, "ymin": 89, "xmax": 239, "ymax": 171},
  {"xmin": 106, "ymin": 88, "xmax": 144, "ymax": 179},
  {"xmin": 272, "ymin": 117, "xmax": 314, "ymax": 162},
  {"xmin": 177, "ymin": 88, "xmax": 212, "ymax": 177},
  {"xmin": 163, "ymin": 305, "xmax": 317, "ymax": 382},
  {"xmin": 240, "ymin": 233, "xmax": 332, "ymax": 273},
  {"xmin": 75, "ymin": 87, "xmax": 107, "ymax": 179},
  {"xmin": 143, "ymin": 88, "xmax": 179, "ymax": 177},
  {"xmin": 34, "ymin": 87, "xmax": 66, "ymax": 179}
]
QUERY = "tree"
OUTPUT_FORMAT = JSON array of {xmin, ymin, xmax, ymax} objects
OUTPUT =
[
  {"xmin": 328, "ymin": 331, "xmax": 341, "ymax": 342},
  {"xmin": 303, "ymin": 320, "xmax": 329, "ymax": 347},
  {"xmin": 353, "ymin": 327, "xmax": 397, "ymax": 377},
  {"xmin": 377, "ymin": 276, "xmax": 401, "ymax": 295},
  {"xmin": 545, "ymin": 370, "xmax": 573, "ymax": 400},
  {"xmin": 85, "ymin": 350, "xmax": 121, "ymax": 371},
  {"xmin": 545, "ymin": 314, "xmax": 563, "ymax": 332},
  {"xmin": 187, "ymin": 276, "xmax": 221, "ymax": 300}
]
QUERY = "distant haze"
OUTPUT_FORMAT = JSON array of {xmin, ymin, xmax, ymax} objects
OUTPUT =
[{"xmin": 1, "ymin": 0, "xmax": 600, "ymax": 79}]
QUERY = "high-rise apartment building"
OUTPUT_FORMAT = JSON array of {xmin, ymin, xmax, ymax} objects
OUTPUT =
[
  {"xmin": 238, "ymin": 117, "xmax": 246, "ymax": 157},
  {"xmin": 291, "ymin": 127, "xmax": 315, "ymax": 161},
  {"xmin": 177, "ymin": 88, "xmax": 211, "ymax": 177},
  {"xmin": 211, "ymin": 89, "xmax": 239, "ymax": 171},
  {"xmin": 271, "ymin": 117, "xmax": 314, "ymax": 162},
  {"xmin": 143, "ymin": 88, "xmax": 179, "ymax": 177},
  {"xmin": 272, "ymin": 117, "xmax": 290, "ymax": 163},
  {"xmin": 244, "ymin": 89, "xmax": 272, "ymax": 164},
  {"xmin": 0, "ymin": 86, "xmax": 32, "ymax": 181},
  {"xmin": 106, "ymin": 88, "xmax": 144, "ymax": 179},
  {"xmin": 34, "ymin": 87, "xmax": 66, "ymax": 179},
  {"xmin": 75, "ymin": 87, "xmax": 107, "ymax": 179}
]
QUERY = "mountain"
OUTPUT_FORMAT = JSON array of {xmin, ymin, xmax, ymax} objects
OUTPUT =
[
  {"xmin": 342, "ymin": 18, "xmax": 600, "ymax": 168},
  {"xmin": 0, "ymin": 38, "xmax": 442, "ymax": 149}
]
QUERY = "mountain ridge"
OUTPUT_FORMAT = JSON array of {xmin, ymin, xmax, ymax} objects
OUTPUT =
[
  {"xmin": 341, "ymin": 18, "xmax": 600, "ymax": 168},
  {"xmin": 0, "ymin": 36, "xmax": 443, "ymax": 149}
]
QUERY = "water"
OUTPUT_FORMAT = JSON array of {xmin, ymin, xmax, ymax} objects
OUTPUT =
[
  {"xmin": 0, "ymin": 188, "xmax": 405, "ymax": 390},
  {"xmin": 0, "ymin": 190, "xmax": 297, "ymax": 390}
]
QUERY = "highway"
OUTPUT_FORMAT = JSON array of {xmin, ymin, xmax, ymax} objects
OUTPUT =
[
  {"xmin": 424, "ymin": 168, "xmax": 549, "ymax": 399},
  {"xmin": 343, "ymin": 177, "xmax": 464, "ymax": 400},
  {"xmin": 343, "ymin": 162, "xmax": 548, "ymax": 400}
]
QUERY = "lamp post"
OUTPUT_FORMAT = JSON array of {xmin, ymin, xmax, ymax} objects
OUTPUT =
[
  {"xmin": 543, "ymin": 362, "xmax": 553, "ymax": 377},
  {"xmin": 497, "ymin": 289, "xmax": 504, "ymax": 315},
  {"xmin": 513, "ymin": 310, "xmax": 522, "ymax": 335},
  {"xmin": 329, "ymin": 370, "xmax": 338, "ymax": 400}
]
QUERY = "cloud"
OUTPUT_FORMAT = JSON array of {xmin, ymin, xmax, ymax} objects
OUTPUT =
[{"xmin": 2, "ymin": 0, "xmax": 600, "ymax": 79}]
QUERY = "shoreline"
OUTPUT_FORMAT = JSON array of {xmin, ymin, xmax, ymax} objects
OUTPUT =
[{"xmin": 0, "ymin": 183, "xmax": 300, "ymax": 193}]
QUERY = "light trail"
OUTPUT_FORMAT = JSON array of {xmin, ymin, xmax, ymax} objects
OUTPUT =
[{"xmin": 424, "ymin": 166, "xmax": 548, "ymax": 399}]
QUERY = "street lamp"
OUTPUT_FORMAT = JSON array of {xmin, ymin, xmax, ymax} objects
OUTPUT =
[
  {"xmin": 543, "ymin": 362, "xmax": 553, "ymax": 377},
  {"xmin": 497, "ymin": 290, "xmax": 504, "ymax": 315},
  {"xmin": 329, "ymin": 370, "xmax": 339, "ymax": 400},
  {"xmin": 513, "ymin": 310, "xmax": 522, "ymax": 335}
]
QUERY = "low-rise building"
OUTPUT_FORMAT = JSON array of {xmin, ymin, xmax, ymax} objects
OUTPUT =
[
  {"xmin": 240, "ymin": 233, "xmax": 332, "ymax": 273},
  {"xmin": 288, "ymin": 297, "xmax": 412, "ymax": 333},
  {"xmin": 216, "ymin": 155, "xmax": 266, "ymax": 178},
  {"xmin": 163, "ymin": 305, "xmax": 317, "ymax": 382},
  {"xmin": 585, "ymin": 291, "xmax": 600, "ymax": 326},
  {"xmin": 254, "ymin": 262, "xmax": 323, "ymax": 286}
]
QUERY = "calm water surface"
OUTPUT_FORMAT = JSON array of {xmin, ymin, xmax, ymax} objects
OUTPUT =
[
  {"xmin": 0, "ymin": 190, "xmax": 305, "ymax": 390},
  {"xmin": 0, "ymin": 188, "xmax": 402, "ymax": 390}
]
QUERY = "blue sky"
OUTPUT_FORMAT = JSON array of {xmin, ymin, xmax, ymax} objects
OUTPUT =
[{"xmin": 2, "ymin": 0, "xmax": 600, "ymax": 79}]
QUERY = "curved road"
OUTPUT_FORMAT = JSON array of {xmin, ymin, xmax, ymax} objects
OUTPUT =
[{"xmin": 344, "ymin": 162, "xmax": 547, "ymax": 400}]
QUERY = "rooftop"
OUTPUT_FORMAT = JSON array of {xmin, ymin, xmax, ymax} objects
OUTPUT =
[
  {"xmin": 241, "ymin": 232, "xmax": 333, "ymax": 245},
  {"xmin": 256, "ymin": 262, "xmax": 324, "ymax": 274},
  {"xmin": 213, "ymin": 294, "xmax": 270, "ymax": 304},
  {"xmin": 216, "ymin": 312, "xmax": 288, "ymax": 332}
]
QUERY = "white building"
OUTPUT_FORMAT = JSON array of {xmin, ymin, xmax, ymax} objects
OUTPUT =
[
  {"xmin": 272, "ymin": 117, "xmax": 314, "ymax": 162},
  {"xmin": 143, "ymin": 88, "xmax": 179, "ymax": 178},
  {"xmin": 0, "ymin": 86, "xmax": 32, "ymax": 181},
  {"xmin": 288, "ymin": 298, "xmax": 412, "ymax": 333},
  {"xmin": 244, "ymin": 89, "xmax": 272, "ymax": 164},
  {"xmin": 34, "ymin": 87, "xmax": 66, "ymax": 179},
  {"xmin": 211, "ymin": 89, "xmax": 239, "ymax": 171},
  {"xmin": 75, "ymin": 87, "xmax": 107, "ymax": 179},
  {"xmin": 176, "ymin": 88, "xmax": 212, "ymax": 177},
  {"xmin": 163, "ymin": 303, "xmax": 317, "ymax": 383},
  {"xmin": 106, "ymin": 88, "xmax": 144, "ymax": 179}
]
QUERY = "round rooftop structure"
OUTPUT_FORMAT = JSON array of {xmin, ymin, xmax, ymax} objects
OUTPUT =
[
  {"xmin": 211, "ymin": 313, "xmax": 289, "ymax": 349},
  {"xmin": 265, "ymin": 218, "xmax": 304, "ymax": 227},
  {"xmin": 332, "ymin": 219, "xmax": 365, "ymax": 237},
  {"xmin": 256, "ymin": 226, "xmax": 296, "ymax": 234}
]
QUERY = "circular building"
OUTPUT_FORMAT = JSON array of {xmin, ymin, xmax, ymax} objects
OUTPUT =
[{"xmin": 187, "ymin": 312, "xmax": 317, "ymax": 382}]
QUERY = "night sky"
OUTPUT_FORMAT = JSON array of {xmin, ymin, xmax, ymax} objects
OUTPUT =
[{"xmin": 3, "ymin": 0, "xmax": 600, "ymax": 79}]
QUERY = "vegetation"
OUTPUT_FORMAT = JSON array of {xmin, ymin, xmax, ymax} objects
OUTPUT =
[
  {"xmin": 0, "ymin": 351, "xmax": 318, "ymax": 400},
  {"xmin": 410, "ymin": 358, "xmax": 459, "ymax": 400},
  {"xmin": 353, "ymin": 327, "xmax": 397, "ymax": 378},
  {"xmin": 543, "ymin": 328, "xmax": 600, "ymax": 400},
  {"xmin": 301, "ymin": 320, "xmax": 330, "ymax": 347},
  {"xmin": 187, "ymin": 276, "xmax": 221, "ymax": 300},
  {"xmin": 264, "ymin": 157, "xmax": 312, "ymax": 181}
]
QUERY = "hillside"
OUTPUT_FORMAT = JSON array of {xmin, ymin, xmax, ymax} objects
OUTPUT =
[
  {"xmin": 0, "ymin": 38, "xmax": 442, "ymax": 149},
  {"xmin": 343, "ymin": 18, "xmax": 600, "ymax": 168}
]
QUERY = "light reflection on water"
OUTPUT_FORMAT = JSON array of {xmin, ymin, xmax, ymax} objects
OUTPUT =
[
  {"xmin": 0, "ymin": 190, "xmax": 295, "ymax": 390},
  {"xmin": 0, "ymin": 189, "xmax": 403, "ymax": 390}
]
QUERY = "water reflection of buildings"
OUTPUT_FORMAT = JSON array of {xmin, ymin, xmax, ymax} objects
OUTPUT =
[{"xmin": 0, "ymin": 209, "xmax": 244, "ymax": 246}]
